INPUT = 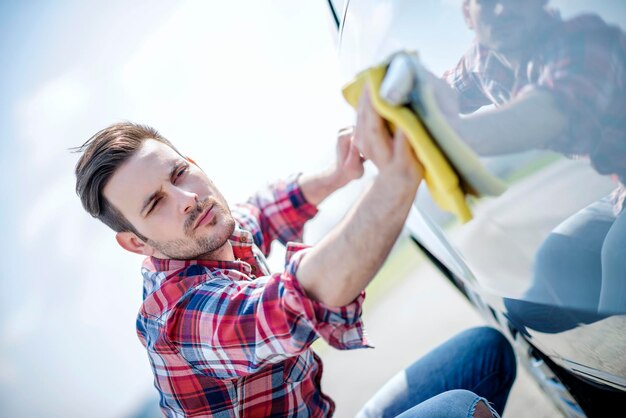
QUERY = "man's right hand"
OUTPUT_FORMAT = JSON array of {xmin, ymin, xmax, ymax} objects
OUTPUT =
[{"xmin": 354, "ymin": 87, "xmax": 423, "ymax": 189}]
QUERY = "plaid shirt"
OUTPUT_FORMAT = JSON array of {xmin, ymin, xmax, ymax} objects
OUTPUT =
[
  {"xmin": 443, "ymin": 10, "xmax": 626, "ymax": 212},
  {"xmin": 137, "ymin": 176, "xmax": 369, "ymax": 417}
]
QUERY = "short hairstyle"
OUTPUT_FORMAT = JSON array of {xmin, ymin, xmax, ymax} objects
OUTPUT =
[{"xmin": 74, "ymin": 122, "xmax": 182, "ymax": 239}]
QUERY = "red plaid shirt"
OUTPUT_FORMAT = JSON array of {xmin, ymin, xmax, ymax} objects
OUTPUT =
[
  {"xmin": 443, "ymin": 10, "xmax": 626, "ymax": 212},
  {"xmin": 137, "ymin": 176, "xmax": 369, "ymax": 417}
]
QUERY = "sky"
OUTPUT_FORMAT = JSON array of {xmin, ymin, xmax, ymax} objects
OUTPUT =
[{"xmin": 2, "ymin": 1, "xmax": 625, "ymax": 417}]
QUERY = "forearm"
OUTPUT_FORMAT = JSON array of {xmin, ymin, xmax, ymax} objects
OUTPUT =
[
  {"xmin": 455, "ymin": 89, "xmax": 568, "ymax": 155},
  {"xmin": 296, "ymin": 175, "xmax": 418, "ymax": 307}
]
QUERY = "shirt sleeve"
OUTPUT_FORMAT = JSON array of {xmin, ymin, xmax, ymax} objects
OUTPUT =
[
  {"xmin": 232, "ymin": 174, "xmax": 319, "ymax": 257},
  {"xmin": 518, "ymin": 15, "xmax": 626, "ymax": 177},
  {"xmin": 443, "ymin": 43, "xmax": 493, "ymax": 114},
  {"xmin": 165, "ymin": 243, "xmax": 369, "ymax": 379}
]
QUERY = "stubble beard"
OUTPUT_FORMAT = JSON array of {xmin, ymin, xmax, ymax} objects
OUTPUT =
[{"xmin": 147, "ymin": 197, "xmax": 236, "ymax": 260}]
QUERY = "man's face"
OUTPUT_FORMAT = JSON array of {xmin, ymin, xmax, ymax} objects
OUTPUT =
[
  {"xmin": 464, "ymin": 0, "xmax": 546, "ymax": 53},
  {"xmin": 103, "ymin": 139, "xmax": 235, "ymax": 260}
]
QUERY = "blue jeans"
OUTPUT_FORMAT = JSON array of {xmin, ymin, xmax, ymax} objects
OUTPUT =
[
  {"xmin": 356, "ymin": 327, "xmax": 517, "ymax": 418},
  {"xmin": 504, "ymin": 196, "xmax": 626, "ymax": 336},
  {"xmin": 530, "ymin": 196, "xmax": 626, "ymax": 314},
  {"xmin": 504, "ymin": 197, "xmax": 626, "ymax": 335}
]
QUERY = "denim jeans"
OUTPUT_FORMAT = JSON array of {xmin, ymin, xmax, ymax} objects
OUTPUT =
[
  {"xmin": 355, "ymin": 327, "xmax": 517, "ymax": 418},
  {"xmin": 530, "ymin": 196, "xmax": 626, "ymax": 314},
  {"xmin": 504, "ymin": 196, "xmax": 626, "ymax": 336}
]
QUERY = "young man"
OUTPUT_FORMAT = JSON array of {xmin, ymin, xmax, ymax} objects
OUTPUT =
[{"xmin": 75, "ymin": 93, "xmax": 516, "ymax": 417}]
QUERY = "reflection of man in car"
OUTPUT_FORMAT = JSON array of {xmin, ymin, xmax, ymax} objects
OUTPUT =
[
  {"xmin": 436, "ymin": 0, "xmax": 626, "ymax": 316},
  {"xmin": 73, "ymin": 94, "xmax": 516, "ymax": 416}
]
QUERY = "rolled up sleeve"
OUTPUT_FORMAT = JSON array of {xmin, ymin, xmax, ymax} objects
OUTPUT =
[{"xmin": 281, "ymin": 243, "xmax": 370, "ymax": 350}]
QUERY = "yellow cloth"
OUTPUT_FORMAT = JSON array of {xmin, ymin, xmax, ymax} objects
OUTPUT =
[{"xmin": 342, "ymin": 65, "xmax": 473, "ymax": 223}]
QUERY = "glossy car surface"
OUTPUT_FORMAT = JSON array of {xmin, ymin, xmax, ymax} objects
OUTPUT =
[{"xmin": 326, "ymin": 1, "xmax": 626, "ymax": 416}]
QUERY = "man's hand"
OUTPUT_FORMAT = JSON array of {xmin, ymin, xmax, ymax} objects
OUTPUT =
[
  {"xmin": 354, "ymin": 88, "xmax": 423, "ymax": 187},
  {"xmin": 331, "ymin": 126, "xmax": 365, "ymax": 188},
  {"xmin": 298, "ymin": 127, "xmax": 365, "ymax": 207},
  {"xmin": 455, "ymin": 88, "xmax": 568, "ymax": 155},
  {"xmin": 423, "ymin": 69, "xmax": 461, "ymax": 121},
  {"xmin": 418, "ymin": 63, "xmax": 568, "ymax": 156}
]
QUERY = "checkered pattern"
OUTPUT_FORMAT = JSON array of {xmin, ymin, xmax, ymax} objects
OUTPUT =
[
  {"xmin": 136, "ymin": 176, "xmax": 369, "ymax": 417},
  {"xmin": 443, "ymin": 10, "xmax": 626, "ymax": 211}
]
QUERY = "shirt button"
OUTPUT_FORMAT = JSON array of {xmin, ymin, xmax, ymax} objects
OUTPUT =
[{"xmin": 239, "ymin": 236, "xmax": 247, "ymax": 243}]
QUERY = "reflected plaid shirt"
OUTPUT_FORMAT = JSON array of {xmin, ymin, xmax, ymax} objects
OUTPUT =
[
  {"xmin": 136, "ymin": 176, "xmax": 369, "ymax": 417},
  {"xmin": 443, "ymin": 10, "xmax": 626, "ymax": 212}
]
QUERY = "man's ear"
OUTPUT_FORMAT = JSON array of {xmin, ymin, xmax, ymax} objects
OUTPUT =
[
  {"xmin": 463, "ymin": 0, "xmax": 474, "ymax": 30},
  {"xmin": 115, "ymin": 231, "xmax": 155, "ymax": 256}
]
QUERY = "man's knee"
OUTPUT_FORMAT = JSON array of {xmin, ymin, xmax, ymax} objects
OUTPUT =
[
  {"xmin": 472, "ymin": 399, "xmax": 499, "ymax": 418},
  {"xmin": 464, "ymin": 327, "xmax": 517, "ymax": 378}
]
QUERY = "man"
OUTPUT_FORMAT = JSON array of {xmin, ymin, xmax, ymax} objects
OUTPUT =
[
  {"xmin": 426, "ymin": 0, "xmax": 626, "ymax": 317},
  {"xmin": 74, "ymin": 93, "xmax": 516, "ymax": 417}
]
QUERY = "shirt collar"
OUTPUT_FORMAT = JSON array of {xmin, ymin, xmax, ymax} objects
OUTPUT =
[{"xmin": 145, "ymin": 222, "xmax": 256, "ymax": 275}]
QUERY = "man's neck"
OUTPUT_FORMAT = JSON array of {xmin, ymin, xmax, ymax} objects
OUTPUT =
[{"xmin": 197, "ymin": 241, "xmax": 235, "ymax": 262}]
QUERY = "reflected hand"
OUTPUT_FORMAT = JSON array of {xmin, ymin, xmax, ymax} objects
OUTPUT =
[{"xmin": 422, "ymin": 68, "xmax": 461, "ymax": 122}]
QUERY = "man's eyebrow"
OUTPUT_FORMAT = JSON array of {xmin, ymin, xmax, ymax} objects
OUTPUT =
[{"xmin": 140, "ymin": 161, "xmax": 185, "ymax": 215}]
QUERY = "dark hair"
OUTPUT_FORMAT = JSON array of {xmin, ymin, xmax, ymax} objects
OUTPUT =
[{"xmin": 74, "ymin": 122, "xmax": 182, "ymax": 239}]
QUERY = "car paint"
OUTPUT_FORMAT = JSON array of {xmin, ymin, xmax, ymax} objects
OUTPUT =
[{"xmin": 326, "ymin": 1, "xmax": 626, "ymax": 416}]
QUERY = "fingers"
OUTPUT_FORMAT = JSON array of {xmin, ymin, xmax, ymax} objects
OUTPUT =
[
  {"xmin": 393, "ymin": 129, "xmax": 424, "ymax": 182},
  {"xmin": 338, "ymin": 125, "xmax": 355, "ymax": 138},
  {"xmin": 421, "ymin": 70, "xmax": 460, "ymax": 118},
  {"xmin": 345, "ymin": 141, "xmax": 365, "ymax": 167},
  {"xmin": 337, "ymin": 127, "xmax": 365, "ymax": 164},
  {"xmin": 353, "ymin": 85, "xmax": 423, "ymax": 185},
  {"xmin": 355, "ymin": 88, "xmax": 393, "ymax": 166},
  {"xmin": 392, "ymin": 129, "xmax": 411, "ymax": 157},
  {"xmin": 336, "ymin": 131, "xmax": 352, "ymax": 162},
  {"xmin": 337, "ymin": 125, "xmax": 355, "ymax": 160}
]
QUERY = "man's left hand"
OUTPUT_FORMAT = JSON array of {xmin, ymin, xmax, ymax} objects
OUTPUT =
[{"xmin": 331, "ymin": 126, "xmax": 365, "ymax": 188}]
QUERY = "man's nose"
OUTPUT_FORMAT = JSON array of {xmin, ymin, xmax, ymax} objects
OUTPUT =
[{"xmin": 176, "ymin": 188, "xmax": 199, "ymax": 215}]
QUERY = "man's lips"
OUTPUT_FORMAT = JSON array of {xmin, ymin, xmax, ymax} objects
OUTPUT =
[{"xmin": 194, "ymin": 204, "xmax": 215, "ymax": 229}]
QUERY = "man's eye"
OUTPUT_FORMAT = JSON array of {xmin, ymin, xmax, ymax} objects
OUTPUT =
[
  {"xmin": 176, "ymin": 166, "xmax": 188, "ymax": 180},
  {"xmin": 147, "ymin": 197, "xmax": 162, "ymax": 214}
]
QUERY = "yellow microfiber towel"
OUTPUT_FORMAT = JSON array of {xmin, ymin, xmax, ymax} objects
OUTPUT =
[{"xmin": 342, "ymin": 64, "xmax": 474, "ymax": 223}]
